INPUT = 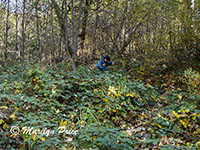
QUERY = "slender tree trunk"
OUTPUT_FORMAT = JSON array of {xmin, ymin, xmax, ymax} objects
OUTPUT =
[
  {"xmin": 15, "ymin": 0, "xmax": 19, "ymax": 59},
  {"xmin": 44, "ymin": 11, "xmax": 50, "ymax": 65},
  {"xmin": 169, "ymin": 26, "xmax": 173, "ymax": 51},
  {"xmin": 80, "ymin": 0, "xmax": 91, "ymax": 49},
  {"xmin": 22, "ymin": 0, "xmax": 26, "ymax": 71},
  {"xmin": 75, "ymin": 0, "xmax": 83, "ymax": 52},
  {"xmin": 51, "ymin": 0, "xmax": 73, "ymax": 57},
  {"xmin": 65, "ymin": 0, "xmax": 69, "ymax": 59},
  {"xmin": 59, "ymin": 0, "xmax": 65, "ymax": 62},
  {"xmin": 4, "ymin": 0, "xmax": 10, "ymax": 64},
  {"xmin": 112, "ymin": 3, "xmax": 117, "ymax": 54},
  {"xmin": 43, "ymin": 11, "xmax": 50, "ymax": 65},
  {"xmin": 51, "ymin": 9, "xmax": 55, "ymax": 65},
  {"xmin": 36, "ymin": 0, "xmax": 41, "ymax": 65},
  {"xmin": 27, "ymin": 15, "xmax": 31, "ymax": 63},
  {"xmin": 92, "ymin": 0, "xmax": 99, "ymax": 57},
  {"xmin": 71, "ymin": 0, "xmax": 76, "ymax": 71}
]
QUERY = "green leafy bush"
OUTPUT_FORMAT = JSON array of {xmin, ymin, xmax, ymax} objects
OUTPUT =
[{"xmin": 181, "ymin": 68, "xmax": 200, "ymax": 95}]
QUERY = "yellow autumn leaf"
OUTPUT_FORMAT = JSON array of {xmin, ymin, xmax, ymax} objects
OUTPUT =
[
  {"xmin": 0, "ymin": 119, "xmax": 3, "ymax": 124},
  {"xmin": 80, "ymin": 120, "xmax": 84, "ymax": 125},
  {"xmin": 63, "ymin": 120, "xmax": 68, "ymax": 125},
  {"xmin": 180, "ymin": 114, "xmax": 187, "ymax": 117},
  {"xmin": 178, "ymin": 94, "xmax": 182, "ymax": 100},
  {"xmin": 10, "ymin": 113, "xmax": 16, "ymax": 120},
  {"xmin": 3, "ymin": 123, "xmax": 8, "ymax": 129},
  {"xmin": 140, "ymin": 115, "xmax": 144, "ymax": 120},
  {"xmin": 82, "ymin": 82, "xmax": 86, "ymax": 85},
  {"xmin": 98, "ymin": 110, "xmax": 103, "ymax": 113},
  {"xmin": 15, "ymin": 89, "xmax": 20, "ymax": 94},
  {"xmin": 180, "ymin": 120, "xmax": 187, "ymax": 128},
  {"xmin": 185, "ymin": 109, "xmax": 190, "ymax": 113},
  {"xmin": 93, "ymin": 136, "xmax": 97, "ymax": 141},
  {"xmin": 147, "ymin": 83, "xmax": 152, "ymax": 87},
  {"xmin": 108, "ymin": 86, "xmax": 117, "ymax": 94},
  {"xmin": 126, "ymin": 94, "xmax": 133, "ymax": 97},
  {"xmin": 196, "ymin": 141, "xmax": 200, "ymax": 148},
  {"xmin": 192, "ymin": 115, "xmax": 197, "ymax": 120},
  {"xmin": 115, "ymin": 93, "xmax": 121, "ymax": 97},
  {"xmin": 178, "ymin": 88, "xmax": 182, "ymax": 91},
  {"xmin": 32, "ymin": 135, "xmax": 37, "ymax": 141},
  {"xmin": 193, "ymin": 129, "xmax": 200, "ymax": 134},
  {"xmin": 103, "ymin": 99, "xmax": 108, "ymax": 102},
  {"xmin": 172, "ymin": 111, "xmax": 177, "ymax": 116},
  {"xmin": 0, "ymin": 106, "xmax": 8, "ymax": 109},
  {"xmin": 60, "ymin": 120, "xmax": 64, "ymax": 126},
  {"xmin": 51, "ymin": 85, "xmax": 56, "ymax": 90},
  {"xmin": 156, "ymin": 123, "xmax": 162, "ymax": 129},
  {"xmin": 40, "ymin": 137, "xmax": 45, "ymax": 142},
  {"xmin": 172, "ymin": 110, "xmax": 180, "ymax": 118},
  {"xmin": 97, "ymin": 143, "xmax": 101, "ymax": 146},
  {"xmin": 113, "ymin": 109, "xmax": 116, "ymax": 112},
  {"xmin": 60, "ymin": 120, "xmax": 68, "ymax": 126},
  {"xmin": 14, "ymin": 106, "xmax": 19, "ymax": 111}
]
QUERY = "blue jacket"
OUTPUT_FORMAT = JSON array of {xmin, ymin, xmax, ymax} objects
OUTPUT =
[{"xmin": 96, "ymin": 57, "xmax": 112, "ymax": 71}]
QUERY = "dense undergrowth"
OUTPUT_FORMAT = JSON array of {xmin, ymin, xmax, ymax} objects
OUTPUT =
[{"xmin": 0, "ymin": 61, "xmax": 200, "ymax": 150}]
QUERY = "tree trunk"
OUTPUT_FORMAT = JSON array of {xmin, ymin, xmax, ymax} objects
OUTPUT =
[
  {"xmin": 65, "ymin": 0, "xmax": 69, "ymax": 59},
  {"xmin": 22, "ymin": 0, "xmax": 26, "ymax": 71},
  {"xmin": 51, "ymin": 9, "xmax": 55, "ymax": 65},
  {"xmin": 71, "ymin": 0, "xmax": 76, "ymax": 71},
  {"xmin": 76, "ymin": 0, "xmax": 83, "ymax": 49},
  {"xmin": 15, "ymin": 0, "xmax": 19, "ymax": 59},
  {"xmin": 4, "ymin": 0, "xmax": 10, "ymax": 64},
  {"xmin": 36, "ymin": 0, "xmax": 41, "ymax": 65},
  {"xmin": 92, "ymin": 0, "xmax": 99, "ymax": 57},
  {"xmin": 51, "ymin": 0, "xmax": 73, "ymax": 58},
  {"xmin": 80, "ymin": 0, "xmax": 91, "ymax": 49}
]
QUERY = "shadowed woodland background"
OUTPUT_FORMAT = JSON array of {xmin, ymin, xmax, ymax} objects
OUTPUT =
[{"xmin": 0, "ymin": 0, "xmax": 200, "ymax": 70}]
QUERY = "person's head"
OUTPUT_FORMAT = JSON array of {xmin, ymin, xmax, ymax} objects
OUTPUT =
[{"xmin": 104, "ymin": 56, "xmax": 110, "ymax": 63}]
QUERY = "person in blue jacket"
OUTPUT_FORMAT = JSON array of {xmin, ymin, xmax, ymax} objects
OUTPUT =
[{"xmin": 96, "ymin": 56, "xmax": 112, "ymax": 71}]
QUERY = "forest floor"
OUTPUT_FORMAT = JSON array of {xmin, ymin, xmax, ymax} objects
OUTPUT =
[{"xmin": 0, "ymin": 61, "xmax": 200, "ymax": 150}]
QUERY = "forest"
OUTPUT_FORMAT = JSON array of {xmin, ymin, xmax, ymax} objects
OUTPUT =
[{"xmin": 0, "ymin": 0, "xmax": 200, "ymax": 149}]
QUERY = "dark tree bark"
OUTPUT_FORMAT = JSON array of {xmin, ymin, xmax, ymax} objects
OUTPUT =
[
  {"xmin": 65, "ymin": 0, "xmax": 69, "ymax": 59},
  {"xmin": 51, "ymin": 8, "xmax": 55, "ymax": 65},
  {"xmin": 79, "ymin": 0, "xmax": 92, "ymax": 49},
  {"xmin": 22, "ymin": 0, "xmax": 26, "ymax": 71},
  {"xmin": 92, "ymin": 0, "xmax": 99, "ymax": 57},
  {"xmin": 71, "ymin": 0, "xmax": 76, "ymax": 71},
  {"xmin": 15, "ymin": 0, "xmax": 19, "ymax": 59},
  {"xmin": 36, "ymin": 0, "xmax": 42, "ymax": 65},
  {"xmin": 51, "ymin": 0, "xmax": 73, "ymax": 58},
  {"xmin": 4, "ymin": 0, "xmax": 9, "ymax": 63}
]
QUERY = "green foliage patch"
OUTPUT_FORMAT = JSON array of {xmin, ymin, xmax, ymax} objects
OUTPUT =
[{"xmin": 0, "ymin": 62, "xmax": 199, "ymax": 149}]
